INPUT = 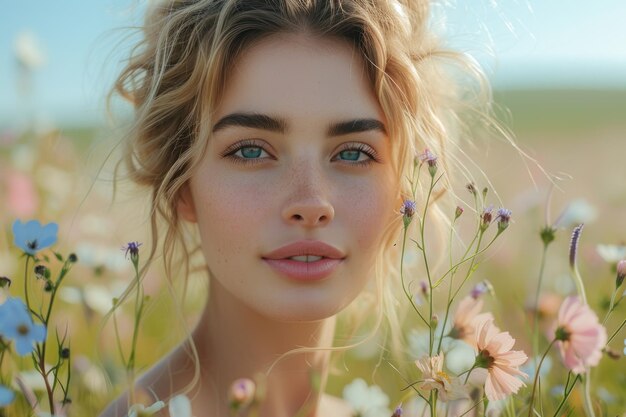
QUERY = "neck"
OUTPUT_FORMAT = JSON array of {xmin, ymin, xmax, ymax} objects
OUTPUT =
[{"xmin": 192, "ymin": 277, "xmax": 336, "ymax": 417}]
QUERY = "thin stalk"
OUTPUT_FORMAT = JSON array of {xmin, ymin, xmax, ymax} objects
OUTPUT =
[
  {"xmin": 400, "ymin": 227, "xmax": 429, "ymax": 327},
  {"xmin": 527, "ymin": 339, "xmax": 556, "ymax": 417},
  {"xmin": 551, "ymin": 374, "xmax": 581, "ymax": 417},
  {"xmin": 531, "ymin": 243, "xmax": 550, "ymax": 367}
]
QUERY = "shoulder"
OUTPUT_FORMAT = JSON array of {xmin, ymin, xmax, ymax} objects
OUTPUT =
[{"xmin": 98, "ymin": 345, "xmax": 196, "ymax": 417}]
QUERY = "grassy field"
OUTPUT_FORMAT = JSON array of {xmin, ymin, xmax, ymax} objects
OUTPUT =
[{"xmin": 1, "ymin": 88, "xmax": 625, "ymax": 415}]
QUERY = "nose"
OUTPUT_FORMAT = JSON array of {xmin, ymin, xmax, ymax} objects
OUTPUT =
[{"xmin": 281, "ymin": 162, "xmax": 335, "ymax": 228}]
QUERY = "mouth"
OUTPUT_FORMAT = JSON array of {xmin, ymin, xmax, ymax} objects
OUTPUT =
[{"xmin": 261, "ymin": 241, "xmax": 345, "ymax": 281}]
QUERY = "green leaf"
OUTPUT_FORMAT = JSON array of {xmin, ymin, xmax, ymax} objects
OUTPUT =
[{"xmin": 54, "ymin": 252, "xmax": 64, "ymax": 262}]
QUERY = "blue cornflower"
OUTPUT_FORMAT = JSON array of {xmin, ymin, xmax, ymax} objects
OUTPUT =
[
  {"xmin": 0, "ymin": 297, "xmax": 46, "ymax": 356},
  {"xmin": 0, "ymin": 385, "xmax": 15, "ymax": 406},
  {"xmin": 12, "ymin": 219, "xmax": 58, "ymax": 255},
  {"xmin": 122, "ymin": 241, "xmax": 142, "ymax": 260}
]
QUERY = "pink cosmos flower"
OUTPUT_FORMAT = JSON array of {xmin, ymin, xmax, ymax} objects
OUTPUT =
[
  {"xmin": 450, "ymin": 296, "xmax": 494, "ymax": 347},
  {"xmin": 414, "ymin": 353, "xmax": 467, "ymax": 402},
  {"xmin": 473, "ymin": 316, "xmax": 528, "ymax": 401},
  {"xmin": 553, "ymin": 296, "xmax": 607, "ymax": 374}
]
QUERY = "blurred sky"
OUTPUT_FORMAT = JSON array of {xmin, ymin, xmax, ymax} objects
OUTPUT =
[{"xmin": 1, "ymin": 0, "xmax": 625, "ymax": 125}]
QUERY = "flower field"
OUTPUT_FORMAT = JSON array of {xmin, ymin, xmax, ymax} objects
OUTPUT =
[{"xmin": 1, "ymin": 88, "xmax": 625, "ymax": 416}]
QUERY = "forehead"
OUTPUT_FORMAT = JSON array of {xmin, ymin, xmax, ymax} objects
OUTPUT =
[{"xmin": 213, "ymin": 33, "xmax": 385, "ymax": 128}]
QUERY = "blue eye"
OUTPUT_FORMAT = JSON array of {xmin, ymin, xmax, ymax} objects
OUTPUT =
[
  {"xmin": 338, "ymin": 150, "xmax": 361, "ymax": 161},
  {"xmin": 333, "ymin": 143, "xmax": 379, "ymax": 166},
  {"xmin": 239, "ymin": 146, "xmax": 264, "ymax": 159}
]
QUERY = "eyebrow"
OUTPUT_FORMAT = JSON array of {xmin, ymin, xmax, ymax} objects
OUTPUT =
[{"xmin": 211, "ymin": 112, "xmax": 386, "ymax": 136}]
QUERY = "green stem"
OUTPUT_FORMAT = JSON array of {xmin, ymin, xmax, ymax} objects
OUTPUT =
[
  {"xmin": 400, "ymin": 227, "xmax": 429, "ymax": 327},
  {"xmin": 24, "ymin": 256, "xmax": 32, "ymax": 312},
  {"xmin": 531, "ymin": 242, "xmax": 550, "ymax": 369},
  {"xmin": 551, "ymin": 374, "xmax": 581, "ymax": 417},
  {"xmin": 527, "ymin": 339, "xmax": 556, "ymax": 417},
  {"xmin": 421, "ymin": 174, "xmax": 436, "ymax": 355},
  {"xmin": 607, "ymin": 317, "xmax": 626, "ymax": 344}
]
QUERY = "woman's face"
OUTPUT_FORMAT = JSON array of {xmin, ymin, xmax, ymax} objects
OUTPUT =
[{"xmin": 180, "ymin": 33, "xmax": 399, "ymax": 322}]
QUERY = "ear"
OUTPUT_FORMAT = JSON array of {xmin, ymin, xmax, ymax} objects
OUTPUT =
[{"xmin": 177, "ymin": 182, "xmax": 197, "ymax": 223}]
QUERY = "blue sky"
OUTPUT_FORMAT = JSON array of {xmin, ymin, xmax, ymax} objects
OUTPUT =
[{"xmin": 1, "ymin": 0, "xmax": 625, "ymax": 125}]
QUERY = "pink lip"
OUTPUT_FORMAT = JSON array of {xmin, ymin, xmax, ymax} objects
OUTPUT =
[{"xmin": 262, "ymin": 240, "xmax": 346, "ymax": 281}]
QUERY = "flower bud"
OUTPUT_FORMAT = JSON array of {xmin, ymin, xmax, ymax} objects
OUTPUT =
[
  {"xmin": 0, "ymin": 276, "xmax": 11, "ymax": 288},
  {"xmin": 454, "ymin": 206, "xmax": 464, "ymax": 219},
  {"xmin": 60, "ymin": 347, "xmax": 70, "ymax": 359},
  {"xmin": 68, "ymin": 253, "xmax": 78, "ymax": 263},
  {"xmin": 616, "ymin": 260, "xmax": 626, "ymax": 288},
  {"xmin": 480, "ymin": 206, "xmax": 493, "ymax": 231},
  {"xmin": 400, "ymin": 200, "xmax": 417, "ymax": 229},
  {"xmin": 418, "ymin": 149, "xmax": 438, "ymax": 177},
  {"xmin": 391, "ymin": 405, "xmax": 403, "ymax": 417},
  {"xmin": 228, "ymin": 378, "xmax": 256, "ymax": 411},
  {"xmin": 540, "ymin": 226, "xmax": 556, "ymax": 246},
  {"xmin": 496, "ymin": 208, "xmax": 512, "ymax": 232},
  {"xmin": 466, "ymin": 183, "xmax": 477, "ymax": 196},
  {"xmin": 34, "ymin": 264, "xmax": 49, "ymax": 280},
  {"xmin": 44, "ymin": 280, "xmax": 54, "ymax": 292}
]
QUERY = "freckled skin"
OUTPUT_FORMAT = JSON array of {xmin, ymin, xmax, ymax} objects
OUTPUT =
[{"xmin": 179, "ymin": 33, "xmax": 398, "ymax": 322}]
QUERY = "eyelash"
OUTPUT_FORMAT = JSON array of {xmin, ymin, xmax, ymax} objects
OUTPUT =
[{"xmin": 220, "ymin": 139, "xmax": 380, "ymax": 167}]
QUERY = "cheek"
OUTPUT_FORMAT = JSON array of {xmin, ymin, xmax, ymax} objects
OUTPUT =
[
  {"xmin": 191, "ymin": 170, "xmax": 273, "ymax": 262},
  {"xmin": 339, "ymin": 175, "xmax": 396, "ymax": 255}
]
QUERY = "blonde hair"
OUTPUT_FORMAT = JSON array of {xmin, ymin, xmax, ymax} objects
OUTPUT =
[{"xmin": 110, "ymin": 0, "xmax": 497, "ymax": 398}]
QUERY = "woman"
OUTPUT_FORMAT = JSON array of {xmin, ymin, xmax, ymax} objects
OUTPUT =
[{"xmin": 100, "ymin": 0, "xmax": 486, "ymax": 415}]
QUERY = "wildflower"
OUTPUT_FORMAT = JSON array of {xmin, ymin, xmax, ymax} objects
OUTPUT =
[
  {"xmin": 471, "ymin": 281, "xmax": 493, "ymax": 299},
  {"xmin": 12, "ymin": 219, "xmax": 58, "ymax": 255},
  {"xmin": 616, "ymin": 260, "xmax": 626, "ymax": 288},
  {"xmin": 414, "ymin": 353, "xmax": 467, "ymax": 402},
  {"xmin": 169, "ymin": 394, "xmax": 193, "ymax": 417},
  {"xmin": 472, "ymin": 316, "xmax": 528, "ymax": 401},
  {"xmin": 596, "ymin": 244, "xmax": 626, "ymax": 263},
  {"xmin": 400, "ymin": 200, "xmax": 416, "ymax": 229},
  {"xmin": 343, "ymin": 378, "xmax": 391, "ymax": 417},
  {"xmin": 495, "ymin": 208, "xmax": 512, "ymax": 232},
  {"xmin": 122, "ymin": 241, "xmax": 142, "ymax": 260},
  {"xmin": 0, "ymin": 297, "xmax": 46, "ymax": 355},
  {"xmin": 0, "ymin": 276, "xmax": 11, "ymax": 288},
  {"xmin": 127, "ymin": 401, "xmax": 165, "ymax": 417},
  {"xmin": 0, "ymin": 385, "xmax": 15, "ymax": 406},
  {"xmin": 540, "ymin": 225, "xmax": 556, "ymax": 246},
  {"xmin": 480, "ymin": 205, "xmax": 493, "ymax": 232},
  {"xmin": 34, "ymin": 264, "xmax": 49, "ymax": 280},
  {"xmin": 228, "ymin": 378, "xmax": 256, "ymax": 410},
  {"xmin": 419, "ymin": 149, "xmax": 437, "ymax": 177},
  {"xmin": 466, "ymin": 183, "xmax": 477, "ymax": 196},
  {"xmin": 454, "ymin": 206, "xmax": 464, "ymax": 219},
  {"xmin": 553, "ymin": 296, "xmax": 607, "ymax": 374},
  {"xmin": 568, "ymin": 224, "xmax": 584, "ymax": 269},
  {"xmin": 449, "ymin": 296, "xmax": 493, "ymax": 347},
  {"xmin": 391, "ymin": 405, "xmax": 402, "ymax": 417}
]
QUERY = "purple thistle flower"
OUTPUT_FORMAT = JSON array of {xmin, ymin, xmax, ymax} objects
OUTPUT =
[
  {"xmin": 419, "ymin": 149, "xmax": 438, "ymax": 176},
  {"xmin": 400, "ymin": 200, "xmax": 416, "ymax": 229},
  {"xmin": 496, "ymin": 208, "xmax": 512, "ymax": 232},
  {"xmin": 400, "ymin": 200, "xmax": 416, "ymax": 218},
  {"xmin": 122, "ymin": 241, "xmax": 142, "ymax": 260},
  {"xmin": 471, "ymin": 281, "xmax": 492, "ymax": 299},
  {"xmin": 419, "ymin": 149, "xmax": 437, "ymax": 166}
]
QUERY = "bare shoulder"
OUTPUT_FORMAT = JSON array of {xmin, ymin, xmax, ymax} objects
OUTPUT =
[{"xmin": 98, "ymin": 345, "xmax": 197, "ymax": 417}]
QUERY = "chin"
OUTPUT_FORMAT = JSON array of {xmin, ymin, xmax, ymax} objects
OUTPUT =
[{"xmin": 258, "ymin": 295, "xmax": 352, "ymax": 323}]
